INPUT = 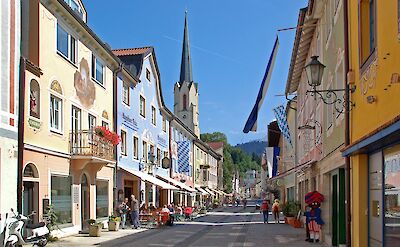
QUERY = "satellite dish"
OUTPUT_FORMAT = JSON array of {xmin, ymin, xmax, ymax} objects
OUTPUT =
[{"xmin": 162, "ymin": 157, "xmax": 170, "ymax": 169}]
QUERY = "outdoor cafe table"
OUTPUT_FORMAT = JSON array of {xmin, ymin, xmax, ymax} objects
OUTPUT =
[{"xmin": 139, "ymin": 212, "xmax": 161, "ymax": 228}]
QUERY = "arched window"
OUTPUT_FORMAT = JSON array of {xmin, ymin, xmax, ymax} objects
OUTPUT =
[
  {"xmin": 30, "ymin": 79, "xmax": 40, "ymax": 118},
  {"xmin": 183, "ymin": 94, "xmax": 187, "ymax": 110},
  {"xmin": 23, "ymin": 163, "xmax": 39, "ymax": 178}
]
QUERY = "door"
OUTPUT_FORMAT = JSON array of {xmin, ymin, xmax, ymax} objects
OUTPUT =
[
  {"xmin": 71, "ymin": 106, "xmax": 82, "ymax": 151},
  {"xmin": 23, "ymin": 181, "xmax": 39, "ymax": 223},
  {"xmin": 369, "ymin": 151, "xmax": 383, "ymax": 247},
  {"xmin": 331, "ymin": 169, "xmax": 346, "ymax": 246},
  {"xmin": 81, "ymin": 174, "xmax": 90, "ymax": 231}
]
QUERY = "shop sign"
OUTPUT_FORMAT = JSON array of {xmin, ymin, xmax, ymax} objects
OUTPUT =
[
  {"xmin": 28, "ymin": 118, "xmax": 41, "ymax": 130},
  {"xmin": 157, "ymin": 135, "xmax": 167, "ymax": 148},
  {"xmin": 73, "ymin": 186, "xmax": 79, "ymax": 204},
  {"xmin": 122, "ymin": 113, "xmax": 138, "ymax": 130}
]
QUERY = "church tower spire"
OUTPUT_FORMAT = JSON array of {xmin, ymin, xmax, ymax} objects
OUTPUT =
[
  {"xmin": 174, "ymin": 11, "xmax": 200, "ymax": 137},
  {"xmin": 179, "ymin": 11, "xmax": 193, "ymax": 84}
]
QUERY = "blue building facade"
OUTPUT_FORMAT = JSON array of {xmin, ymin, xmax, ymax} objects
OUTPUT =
[{"xmin": 114, "ymin": 47, "xmax": 172, "ymax": 207}]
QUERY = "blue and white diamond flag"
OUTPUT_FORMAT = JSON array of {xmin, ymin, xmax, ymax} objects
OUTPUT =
[{"xmin": 273, "ymin": 105, "xmax": 293, "ymax": 148}]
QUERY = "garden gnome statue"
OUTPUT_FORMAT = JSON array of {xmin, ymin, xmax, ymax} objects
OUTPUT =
[{"xmin": 304, "ymin": 191, "xmax": 324, "ymax": 243}]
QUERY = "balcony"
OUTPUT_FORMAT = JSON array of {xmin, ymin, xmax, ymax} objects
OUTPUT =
[{"xmin": 69, "ymin": 130, "xmax": 115, "ymax": 163}]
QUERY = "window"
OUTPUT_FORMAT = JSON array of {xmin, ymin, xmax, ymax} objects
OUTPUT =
[
  {"xmin": 96, "ymin": 180, "xmax": 109, "ymax": 218},
  {"xmin": 30, "ymin": 79, "xmax": 40, "ymax": 118},
  {"xmin": 183, "ymin": 94, "xmax": 187, "ymax": 110},
  {"xmin": 140, "ymin": 96, "xmax": 146, "ymax": 117},
  {"xmin": 102, "ymin": 121, "xmax": 109, "ymax": 129},
  {"xmin": 121, "ymin": 130, "xmax": 127, "ymax": 155},
  {"xmin": 88, "ymin": 114, "xmax": 96, "ymax": 130},
  {"xmin": 63, "ymin": 0, "xmax": 84, "ymax": 19},
  {"xmin": 162, "ymin": 117, "xmax": 167, "ymax": 132},
  {"xmin": 57, "ymin": 23, "xmax": 76, "ymax": 64},
  {"xmin": 146, "ymin": 68, "xmax": 151, "ymax": 81},
  {"xmin": 150, "ymin": 145, "xmax": 155, "ymax": 160},
  {"xmin": 157, "ymin": 148, "xmax": 161, "ymax": 166},
  {"xmin": 360, "ymin": 0, "xmax": 376, "ymax": 65},
  {"xmin": 151, "ymin": 106, "xmax": 156, "ymax": 125},
  {"xmin": 50, "ymin": 95, "xmax": 62, "ymax": 132},
  {"xmin": 142, "ymin": 141, "xmax": 148, "ymax": 162},
  {"xmin": 91, "ymin": 55, "xmax": 104, "ymax": 85},
  {"xmin": 51, "ymin": 175, "xmax": 72, "ymax": 226},
  {"xmin": 122, "ymin": 83, "xmax": 130, "ymax": 106},
  {"xmin": 133, "ymin": 136, "xmax": 138, "ymax": 159}
]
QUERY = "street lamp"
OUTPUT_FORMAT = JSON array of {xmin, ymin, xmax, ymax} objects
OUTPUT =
[{"xmin": 305, "ymin": 56, "xmax": 355, "ymax": 114}]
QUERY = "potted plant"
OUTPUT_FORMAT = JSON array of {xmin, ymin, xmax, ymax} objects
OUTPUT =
[
  {"xmin": 108, "ymin": 215, "xmax": 121, "ymax": 231},
  {"xmin": 282, "ymin": 201, "xmax": 301, "ymax": 227},
  {"xmin": 94, "ymin": 126, "xmax": 121, "ymax": 145},
  {"xmin": 88, "ymin": 219, "xmax": 102, "ymax": 237}
]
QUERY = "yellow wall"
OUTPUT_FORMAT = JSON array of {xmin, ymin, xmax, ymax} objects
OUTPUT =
[
  {"xmin": 24, "ymin": 5, "xmax": 115, "ymax": 153},
  {"xmin": 349, "ymin": 0, "xmax": 400, "ymax": 143},
  {"xmin": 350, "ymin": 154, "xmax": 368, "ymax": 247},
  {"xmin": 348, "ymin": 1, "xmax": 400, "ymax": 246}
]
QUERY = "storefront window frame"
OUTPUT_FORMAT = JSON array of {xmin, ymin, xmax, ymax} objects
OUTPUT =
[
  {"xmin": 96, "ymin": 179, "xmax": 109, "ymax": 220},
  {"xmin": 50, "ymin": 174, "xmax": 73, "ymax": 228}
]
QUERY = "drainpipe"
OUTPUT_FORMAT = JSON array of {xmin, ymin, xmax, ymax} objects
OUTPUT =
[
  {"xmin": 17, "ymin": 57, "xmax": 26, "ymax": 213},
  {"xmin": 112, "ymin": 63, "xmax": 123, "ymax": 210},
  {"xmin": 343, "ymin": 0, "xmax": 351, "ymax": 246}
]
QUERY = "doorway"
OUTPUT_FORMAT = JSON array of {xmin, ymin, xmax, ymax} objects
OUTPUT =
[
  {"xmin": 369, "ymin": 151, "xmax": 383, "ymax": 247},
  {"xmin": 22, "ymin": 164, "xmax": 39, "ymax": 223},
  {"xmin": 81, "ymin": 174, "xmax": 90, "ymax": 231},
  {"xmin": 331, "ymin": 168, "xmax": 346, "ymax": 246}
]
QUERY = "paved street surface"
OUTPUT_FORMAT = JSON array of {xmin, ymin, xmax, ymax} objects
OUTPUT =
[
  {"xmin": 49, "ymin": 202, "xmax": 324, "ymax": 247},
  {"xmin": 99, "ymin": 205, "xmax": 323, "ymax": 247}
]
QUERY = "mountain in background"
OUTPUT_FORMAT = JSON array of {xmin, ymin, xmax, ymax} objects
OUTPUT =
[{"xmin": 235, "ymin": 140, "xmax": 267, "ymax": 157}]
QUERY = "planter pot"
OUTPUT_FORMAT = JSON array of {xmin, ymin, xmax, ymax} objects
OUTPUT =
[
  {"xmin": 89, "ymin": 225, "xmax": 101, "ymax": 237},
  {"xmin": 285, "ymin": 216, "xmax": 295, "ymax": 226},
  {"xmin": 293, "ymin": 219, "xmax": 302, "ymax": 228},
  {"xmin": 108, "ymin": 221, "xmax": 120, "ymax": 231}
]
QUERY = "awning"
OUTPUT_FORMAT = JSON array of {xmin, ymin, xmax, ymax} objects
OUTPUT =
[
  {"xmin": 210, "ymin": 188, "xmax": 224, "ymax": 196},
  {"xmin": 120, "ymin": 167, "xmax": 178, "ymax": 190},
  {"xmin": 204, "ymin": 187, "xmax": 215, "ymax": 196},
  {"xmin": 156, "ymin": 175, "xmax": 196, "ymax": 193},
  {"xmin": 195, "ymin": 186, "xmax": 208, "ymax": 195}
]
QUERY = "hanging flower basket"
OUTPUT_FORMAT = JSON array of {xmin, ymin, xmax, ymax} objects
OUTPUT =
[{"xmin": 94, "ymin": 126, "xmax": 121, "ymax": 146}]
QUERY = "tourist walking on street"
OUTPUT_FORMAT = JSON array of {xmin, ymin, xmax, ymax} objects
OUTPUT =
[
  {"xmin": 130, "ymin": 195, "xmax": 140, "ymax": 229},
  {"xmin": 242, "ymin": 198, "xmax": 247, "ymax": 209},
  {"xmin": 260, "ymin": 199, "xmax": 269, "ymax": 224},
  {"xmin": 119, "ymin": 198, "xmax": 130, "ymax": 229},
  {"xmin": 272, "ymin": 199, "xmax": 280, "ymax": 224}
]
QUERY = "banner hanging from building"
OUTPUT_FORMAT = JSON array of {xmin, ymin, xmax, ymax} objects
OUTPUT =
[
  {"xmin": 177, "ymin": 141, "xmax": 190, "ymax": 173},
  {"xmin": 273, "ymin": 105, "xmax": 293, "ymax": 148},
  {"xmin": 243, "ymin": 37, "xmax": 279, "ymax": 133},
  {"xmin": 266, "ymin": 147, "xmax": 280, "ymax": 178}
]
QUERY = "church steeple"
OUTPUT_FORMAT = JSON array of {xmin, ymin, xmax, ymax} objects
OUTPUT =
[{"xmin": 179, "ymin": 11, "xmax": 193, "ymax": 84}]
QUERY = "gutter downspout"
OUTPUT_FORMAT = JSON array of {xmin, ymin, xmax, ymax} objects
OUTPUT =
[
  {"xmin": 17, "ymin": 57, "xmax": 26, "ymax": 212},
  {"xmin": 343, "ymin": 0, "xmax": 351, "ymax": 246},
  {"xmin": 112, "ymin": 63, "xmax": 123, "ymax": 209},
  {"xmin": 169, "ymin": 118, "xmax": 174, "ymax": 204}
]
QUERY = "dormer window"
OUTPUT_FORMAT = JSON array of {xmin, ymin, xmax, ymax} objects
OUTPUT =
[{"xmin": 64, "ymin": 0, "xmax": 84, "ymax": 20}]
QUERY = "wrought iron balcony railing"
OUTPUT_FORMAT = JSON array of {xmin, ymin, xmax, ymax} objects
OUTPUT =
[{"xmin": 69, "ymin": 130, "xmax": 114, "ymax": 161}]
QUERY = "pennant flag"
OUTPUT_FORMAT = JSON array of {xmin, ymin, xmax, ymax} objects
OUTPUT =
[
  {"xmin": 243, "ymin": 37, "xmax": 279, "ymax": 133},
  {"xmin": 266, "ymin": 147, "xmax": 280, "ymax": 178},
  {"xmin": 177, "ymin": 141, "xmax": 190, "ymax": 173},
  {"xmin": 273, "ymin": 105, "xmax": 293, "ymax": 148}
]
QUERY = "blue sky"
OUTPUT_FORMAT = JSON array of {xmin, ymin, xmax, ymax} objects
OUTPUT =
[{"xmin": 83, "ymin": 0, "xmax": 307, "ymax": 145}]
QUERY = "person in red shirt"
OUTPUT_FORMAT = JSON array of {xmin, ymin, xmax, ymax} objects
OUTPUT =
[
  {"xmin": 184, "ymin": 205, "xmax": 193, "ymax": 220},
  {"xmin": 260, "ymin": 199, "xmax": 269, "ymax": 224}
]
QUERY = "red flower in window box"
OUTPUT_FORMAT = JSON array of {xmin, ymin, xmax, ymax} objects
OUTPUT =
[{"xmin": 94, "ymin": 126, "xmax": 121, "ymax": 146}]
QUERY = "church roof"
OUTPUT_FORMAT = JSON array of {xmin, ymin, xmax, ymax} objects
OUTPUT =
[{"xmin": 179, "ymin": 11, "xmax": 193, "ymax": 85}]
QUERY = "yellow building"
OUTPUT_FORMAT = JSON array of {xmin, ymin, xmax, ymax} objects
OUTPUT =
[
  {"xmin": 20, "ymin": 0, "xmax": 136, "ymax": 237},
  {"xmin": 343, "ymin": 0, "xmax": 400, "ymax": 246}
]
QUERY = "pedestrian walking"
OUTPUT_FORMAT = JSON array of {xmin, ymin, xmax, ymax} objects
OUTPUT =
[
  {"xmin": 130, "ymin": 194, "xmax": 140, "ymax": 229},
  {"xmin": 260, "ymin": 199, "xmax": 269, "ymax": 224},
  {"xmin": 242, "ymin": 198, "xmax": 247, "ymax": 209},
  {"xmin": 118, "ymin": 198, "xmax": 130, "ymax": 229},
  {"xmin": 272, "ymin": 199, "xmax": 280, "ymax": 224}
]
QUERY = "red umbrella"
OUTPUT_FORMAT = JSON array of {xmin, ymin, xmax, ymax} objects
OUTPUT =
[{"xmin": 305, "ymin": 191, "xmax": 324, "ymax": 204}]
